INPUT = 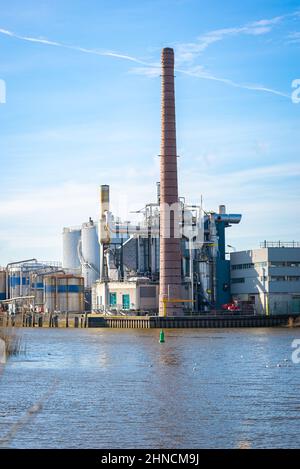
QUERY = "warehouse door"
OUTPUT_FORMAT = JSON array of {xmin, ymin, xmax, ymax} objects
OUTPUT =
[{"xmin": 122, "ymin": 294, "xmax": 130, "ymax": 310}]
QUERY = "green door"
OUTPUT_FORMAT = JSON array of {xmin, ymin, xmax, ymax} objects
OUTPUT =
[
  {"xmin": 109, "ymin": 292, "xmax": 117, "ymax": 307},
  {"xmin": 292, "ymin": 297, "xmax": 300, "ymax": 313},
  {"xmin": 122, "ymin": 294, "xmax": 130, "ymax": 310}
]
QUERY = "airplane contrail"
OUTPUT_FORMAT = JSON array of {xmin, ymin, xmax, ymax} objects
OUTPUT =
[
  {"xmin": 0, "ymin": 27, "xmax": 149, "ymax": 65},
  {"xmin": 176, "ymin": 67, "xmax": 290, "ymax": 99},
  {"xmin": 0, "ymin": 27, "xmax": 291, "ymax": 100}
]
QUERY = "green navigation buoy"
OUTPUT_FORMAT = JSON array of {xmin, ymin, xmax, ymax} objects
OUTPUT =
[{"xmin": 159, "ymin": 330, "xmax": 165, "ymax": 343}]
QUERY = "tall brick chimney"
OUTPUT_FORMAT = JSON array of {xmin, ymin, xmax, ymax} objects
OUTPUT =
[{"xmin": 159, "ymin": 48, "xmax": 183, "ymax": 317}]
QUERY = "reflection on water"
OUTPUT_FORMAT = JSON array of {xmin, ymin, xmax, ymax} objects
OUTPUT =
[
  {"xmin": 0, "ymin": 328, "xmax": 299, "ymax": 448},
  {"xmin": 237, "ymin": 440, "xmax": 252, "ymax": 449}
]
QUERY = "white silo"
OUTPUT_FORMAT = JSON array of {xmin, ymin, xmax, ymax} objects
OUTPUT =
[
  {"xmin": 80, "ymin": 219, "xmax": 100, "ymax": 288},
  {"xmin": 62, "ymin": 227, "xmax": 81, "ymax": 273}
]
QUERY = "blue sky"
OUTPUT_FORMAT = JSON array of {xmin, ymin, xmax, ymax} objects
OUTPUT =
[{"xmin": 0, "ymin": 0, "xmax": 299, "ymax": 264}]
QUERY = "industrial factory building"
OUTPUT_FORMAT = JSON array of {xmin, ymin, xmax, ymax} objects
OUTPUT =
[
  {"xmin": 60, "ymin": 178, "xmax": 242, "ymax": 315},
  {"xmin": 230, "ymin": 242, "xmax": 300, "ymax": 315},
  {"xmin": 58, "ymin": 47, "xmax": 243, "ymax": 317},
  {"xmin": 1, "ymin": 47, "xmax": 299, "ymax": 319},
  {"xmin": 87, "ymin": 184, "xmax": 241, "ymax": 315},
  {"xmin": 92, "ymin": 279, "xmax": 159, "ymax": 314},
  {"xmin": 0, "ymin": 260, "xmax": 84, "ymax": 315}
]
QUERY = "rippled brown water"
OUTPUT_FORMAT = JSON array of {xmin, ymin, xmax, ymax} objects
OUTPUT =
[{"xmin": 0, "ymin": 328, "xmax": 300, "ymax": 448}]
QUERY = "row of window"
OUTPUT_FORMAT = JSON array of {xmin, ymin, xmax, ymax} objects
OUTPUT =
[
  {"xmin": 232, "ymin": 276, "xmax": 300, "ymax": 284},
  {"xmin": 270, "ymin": 262, "xmax": 300, "ymax": 268},
  {"xmin": 109, "ymin": 292, "xmax": 131, "ymax": 309},
  {"xmin": 231, "ymin": 278, "xmax": 245, "ymax": 284},
  {"xmin": 95, "ymin": 293, "xmax": 132, "ymax": 309},
  {"xmin": 232, "ymin": 263, "xmax": 255, "ymax": 270},
  {"xmin": 232, "ymin": 261, "xmax": 300, "ymax": 270},
  {"xmin": 270, "ymin": 276, "xmax": 300, "ymax": 282}
]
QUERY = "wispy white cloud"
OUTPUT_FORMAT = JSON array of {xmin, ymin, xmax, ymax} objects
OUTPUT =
[
  {"xmin": 176, "ymin": 65, "xmax": 291, "ymax": 98},
  {"xmin": 129, "ymin": 65, "xmax": 160, "ymax": 77},
  {"xmin": 0, "ymin": 159, "xmax": 298, "ymax": 217},
  {"xmin": 132, "ymin": 63, "xmax": 290, "ymax": 99},
  {"xmin": 287, "ymin": 31, "xmax": 300, "ymax": 43},
  {"xmin": 182, "ymin": 162, "xmax": 300, "ymax": 194},
  {"xmin": 226, "ymin": 161, "xmax": 300, "ymax": 182},
  {"xmin": 130, "ymin": 11, "xmax": 296, "ymax": 99},
  {"xmin": 0, "ymin": 159, "xmax": 299, "ymax": 263},
  {"xmin": 175, "ymin": 13, "xmax": 294, "ymax": 64},
  {"xmin": 180, "ymin": 161, "xmax": 300, "ymax": 243},
  {"xmin": 226, "ymin": 170, "xmax": 300, "ymax": 240},
  {"xmin": 0, "ymin": 27, "xmax": 149, "ymax": 66},
  {"xmin": 0, "ymin": 17, "xmax": 292, "ymax": 102}
]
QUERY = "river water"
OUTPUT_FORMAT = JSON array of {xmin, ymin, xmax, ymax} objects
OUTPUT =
[{"xmin": 0, "ymin": 328, "xmax": 299, "ymax": 449}]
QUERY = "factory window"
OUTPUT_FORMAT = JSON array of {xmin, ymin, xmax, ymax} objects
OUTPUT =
[
  {"xmin": 231, "ymin": 263, "xmax": 254, "ymax": 270},
  {"xmin": 109, "ymin": 292, "xmax": 117, "ymax": 306},
  {"xmin": 269, "ymin": 261, "xmax": 286, "ymax": 267},
  {"xmin": 122, "ymin": 294, "xmax": 130, "ymax": 310},
  {"xmin": 269, "ymin": 261, "xmax": 300, "ymax": 268},
  {"xmin": 270, "ymin": 276, "xmax": 286, "ymax": 282},
  {"xmin": 231, "ymin": 278, "xmax": 245, "ymax": 284}
]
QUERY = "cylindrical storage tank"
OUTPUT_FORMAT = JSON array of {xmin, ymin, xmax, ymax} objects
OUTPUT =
[
  {"xmin": 9, "ymin": 268, "xmax": 31, "ymax": 299},
  {"xmin": 81, "ymin": 220, "xmax": 100, "ymax": 288},
  {"xmin": 44, "ymin": 275, "xmax": 84, "ymax": 313},
  {"xmin": 31, "ymin": 274, "xmax": 44, "ymax": 306},
  {"xmin": 44, "ymin": 276, "xmax": 56, "ymax": 313},
  {"xmin": 62, "ymin": 228, "xmax": 81, "ymax": 272},
  {"xmin": 0, "ymin": 270, "xmax": 6, "ymax": 301}
]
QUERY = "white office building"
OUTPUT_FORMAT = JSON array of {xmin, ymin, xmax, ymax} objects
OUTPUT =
[{"xmin": 230, "ymin": 242, "xmax": 300, "ymax": 315}]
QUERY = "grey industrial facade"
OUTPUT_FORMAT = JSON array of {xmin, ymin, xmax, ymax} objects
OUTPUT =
[{"xmin": 230, "ymin": 246, "xmax": 300, "ymax": 315}]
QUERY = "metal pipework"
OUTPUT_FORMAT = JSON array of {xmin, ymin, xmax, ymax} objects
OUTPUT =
[
  {"xmin": 159, "ymin": 48, "xmax": 183, "ymax": 317},
  {"xmin": 213, "ymin": 214, "xmax": 242, "ymax": 224},
  {"xmin": 219, "ymin": 205, "xmax": 226, "ymax": 215},
  {"xmin": 99, "ymin": 185, "xmax": 110, "ymax": 282},
  {"xmin": 6, "ymin": 258, "xmax": 38, "ymax": 300},
  {"xmin": 100, "ymin": 185, "xmax": 109, "ymax": 217},
  {"xmin": 105, "ymin": 212, "xmax": 160, "ymax": 237},
  {"xmin": 6, "ymin": 258, "xmax": 38, "ymax": 269},
  {"xmin": 99, "ymin": 185, "xmax": 110, "ymax": 244}
]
